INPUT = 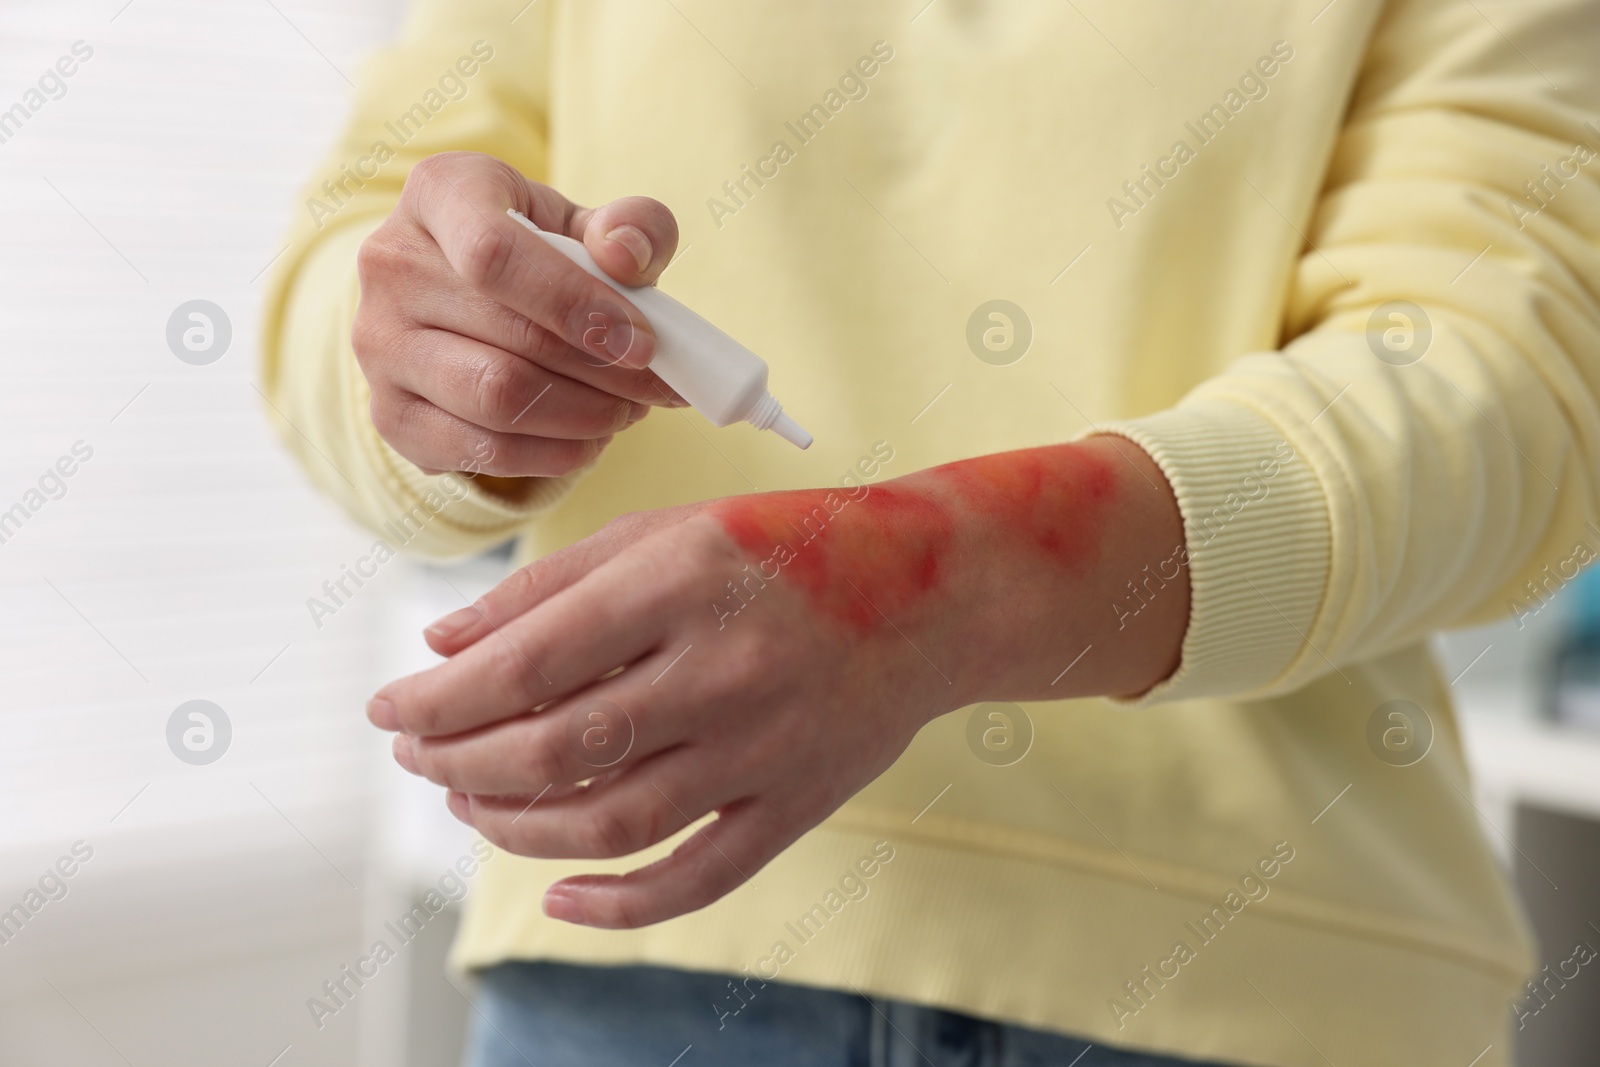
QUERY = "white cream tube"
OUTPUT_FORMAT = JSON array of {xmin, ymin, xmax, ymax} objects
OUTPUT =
[{"xmin": 506, "ymin": 209, "xmax": 812, "ymax": 449}]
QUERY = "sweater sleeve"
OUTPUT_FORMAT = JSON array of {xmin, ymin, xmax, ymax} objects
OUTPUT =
[
  {"xmin": 1099, "ymin": 0, "xmax": 1600, "ymax": 703},
  {"xmin": 259, "ymin": 0, "xmax": 582, "ymax": 559}
]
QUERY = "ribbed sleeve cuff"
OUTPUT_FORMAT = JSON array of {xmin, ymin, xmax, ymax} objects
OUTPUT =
[
  {"xmin": 375, "ymin": 433, "xmax": 583, "ymax": 533},
  {"xmin": 1087, "ymin": 401, "xmax": 1331, "ymax": 705}
]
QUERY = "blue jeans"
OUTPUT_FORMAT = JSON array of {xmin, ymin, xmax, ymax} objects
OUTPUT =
[{"xmin": 462, "ymin": 961, "xmax": 1238, "ymax": 1067}]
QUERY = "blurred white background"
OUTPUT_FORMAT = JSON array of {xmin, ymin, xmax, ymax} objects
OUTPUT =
[
  {"xmin": 3, "ymin": 2, "xmax": 1600, "ymax": 1065},
  {"xmin": 0, "ymin": 2, "xmax": 494, "ymax": 1064}
]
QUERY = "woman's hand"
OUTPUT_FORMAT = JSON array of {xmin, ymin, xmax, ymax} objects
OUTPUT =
[
  {"xmin": 352, "ymin": 151, "xmax": 686, "ymax": 480},
  {"xmin": 365, "ymin": 435, "xmax": 1188, "ymax": 928}
]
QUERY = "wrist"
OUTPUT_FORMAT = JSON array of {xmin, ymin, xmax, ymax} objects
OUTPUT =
[
  {"xmin": 903, "ymin": 436, "xmax": 1188, "ymax": 705},
  {"xmin": 1071, "ymin": 435, "xmax": 1189, "ymax": 697},
  {"xmin": 704, "ymin": 437, "xmax": 1189, "ymax": 719}
]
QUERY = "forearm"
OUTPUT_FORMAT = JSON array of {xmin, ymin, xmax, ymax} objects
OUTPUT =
[
  {"xmin": 708, "ymin": 435, "xmax": 1188, "ymax": 710},
  {"xmin": 937, "ymin": 434, "xmax": 1189, "ymax": 702},
  {"xmin": 390, "ymin": 435, "xmax": 1189, "ymax": 925}
]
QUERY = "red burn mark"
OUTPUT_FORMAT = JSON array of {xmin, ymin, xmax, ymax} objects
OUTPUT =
[
  {"xmin": 710, "ymin": 443, "xmax": 1120, "ymax": 632},
  {"xmin": 924, "ymin": 443, "xmax": 1118, "ymax": 572},
  {"xmin": 712, "ymin": 485, "xmax": 955, "ymax": 631}
]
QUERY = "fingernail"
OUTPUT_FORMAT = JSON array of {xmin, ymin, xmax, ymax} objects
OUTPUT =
[
  {"xmin": 543, "ymin": 887, "xmax": 584, "ymax": 924},
  {"xmin": 584, "ymin": 306, "xmax": 654, "ymax": 369},
  {"xmin": 392, "ymin": 735, "xmax": 419, "ymax": 774},
  {"xmin": 605, "ymin": 224, "xmax": 653, "ymax": 274},
  {"xmin": 368, "ymin": 696, "xmax": 400, "ymax": 731},
  {"xmin": 425, "ymin": 605, "xmax": 479, "ymax": 644}
]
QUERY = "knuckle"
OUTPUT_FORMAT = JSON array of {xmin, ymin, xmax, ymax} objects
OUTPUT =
[
  {"xmin": 571, "ymin": 396, "xmax": 631, "ymax": 440},
  {"xmin": 470, "ymin": 357, "xmax": 524, "ymax": 425},
  {"xmin": 495, "ymin": 567, "xmax": 538, "ymax": 608},
  {"xmin": 725, "ymin": 632, "xmax": 785, "ymax": 694},
  {"xmin": 349, "ymin": 307, "xmax": 392, "ymax": 366},
  {"xmin": 466, "ymin": 433, "xmax": 505, "ymax": 476},
  {"xmin": 484, "ymin": 639, "xmax": 545, "ymax": 704},
  {"xmin": 406, "ymin": 153, "xmax": 447, "ymax": 186},
  {"xmin": 575, "ymin": 806, "xmax": 638, "ymax": 858},
  {"xmin": 405, "ymin": 152, "xmax": 465, "ymax": 202},
  {"xmin": 349, "ymin": 309, "xmax": 375, "ymax": 359},
  {"xmin": 603, "ymin": 395, "xmax": 636, "ymax": 434},
  {"xmin": 550, "ymin": 280, "xmax": 597, "ymax": 347},
  {"xmin": 460, "ymin": 221, "xmax": 517, "ymax": 290},
  {"xmin": 355, "ymin": 230, "xmax": 398, "ymax": 282},
  {"xmin": 598, "ymin": 508, "xmax": 669, "ymax": 550},
  {"xmin": 357, "ymin": 229, "xmax": 431, "ymax": 295},
  {"xmin": 636, "ymin": 800, "xmax": 671, "ymax": 849},
  {"xmin": 518, "ymin": 730, "xmax": 566, "ymax": 787},
  {"xmin": 599, "ymin": 509, "xmax": 643, "ymax": 536},
  {"xmin": 700, "ymin": 527, "xmax": 748, "ymax": 574},
  {"xmin": 367, "ymin": 392, "xmax": 405, "ymax": 443},
  {"xmin": 499, "ymin": 310, "xmax": 549, "ymax": 363},
  {"xmin": 603, "ymin": 895, "xmax": 648, "ymax": 930}
]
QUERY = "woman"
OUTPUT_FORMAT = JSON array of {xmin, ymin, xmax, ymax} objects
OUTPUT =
[{"xmin": 262, "ymin": 1, "xmax": 1600, "ymax": 1063}]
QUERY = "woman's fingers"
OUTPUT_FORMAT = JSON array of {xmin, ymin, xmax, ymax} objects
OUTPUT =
[
  {"xmin": 401, "ymin": 635, "xmax": 727, "ymax": 792},
  {"xmin": 398, "ymin": 664, "xmax": 690, "ymax": 795},
  {"xmin": 424, "ymin": 512, "xmax": 708, "ymax": 656},
  {"xmin": 402, "ymin": 619, "xmax": 740, "ymax": 785},
  {"xmin": 353, "ymin": 153, "xmax": 687, "ymax": 512},
  {"xmin": 371, "ymin": 550, "xmax": 674, "ymax": 738},
  {"xmin": 387, "ymin": 328, "xmax": 648, "ymax": 439},
  {"xmin": 387, "ymin": 185, "xmax": 682, "ymax": 406},
  {"xmin": 423, "ymin": 551, "xmax": 587, "ymax": 656},
  {"xmin": 401, "ymin": 153, "xmax": 656, "ymax": 369},
  {"xmin": 444, "ymin": 745, "xmax": 750, "ymax": 862},
  {"xmin": 410, "ymin": 276, "xmax": 685, "ymax": 409},
  {"xmin": 370, "ymin": 389, "xmax": 611, "ymax": 478},
  {"xmin": 570, "ymin": 195, "xmax": 680, "ymax": 287},
  {"xmin": 540, "ymin": 799, "xmax": 787, "ymax": 929}
]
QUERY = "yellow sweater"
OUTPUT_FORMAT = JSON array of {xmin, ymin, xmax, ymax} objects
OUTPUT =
[{"xmin": 261, "ymin": 2, "xmax": 1600, "ymax": 1064}]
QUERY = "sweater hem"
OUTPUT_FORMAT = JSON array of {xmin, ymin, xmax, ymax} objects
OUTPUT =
[{"xmin": 449, "ymin": 822, "xmax": 1527, "ymax": 1067}]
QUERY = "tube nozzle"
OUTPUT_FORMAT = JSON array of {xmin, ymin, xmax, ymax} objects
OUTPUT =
[{"xmin": 771, "ymin": 412, "xmax": 813, "ymax": 450}]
